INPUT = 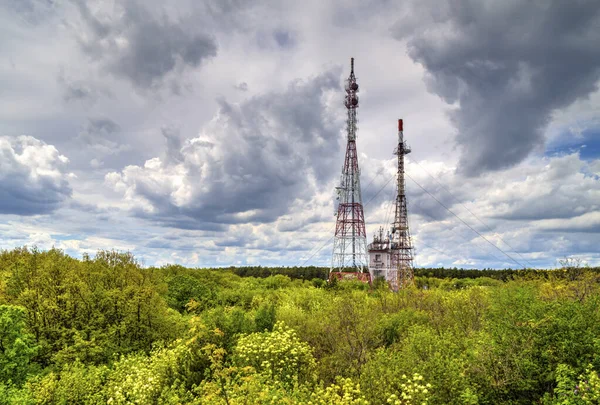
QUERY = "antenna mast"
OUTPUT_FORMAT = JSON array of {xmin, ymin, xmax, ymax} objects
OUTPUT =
[
  {"xmin": 391, "ymin": 119, "xmax": 414, "ymax": 288},
  {"xmin": 367, "ymin": 119, "xmax": 414, "ymax": 290},
  {"xmin": 331, "ymin": 58, "xmax": 368, "ymax": 273}
]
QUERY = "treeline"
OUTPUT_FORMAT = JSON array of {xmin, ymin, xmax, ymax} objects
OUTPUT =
[
  {"xmin": 415, "ymin": 266, "xmax": 600, "ymax": 281},
  {"xmin": 1, "ymin": 246, "xmax": 600, "ymax": 404},
  {"xmin": 226, "ymin": 265, "xmax": 328, "ymax": 280},
  {"xmin": 221, "ymin": 266, "xmax": 530, "ymax": 281},
  {"xmin": 225, "ymin": 265, "xmax": 600, "ymax": 283}
]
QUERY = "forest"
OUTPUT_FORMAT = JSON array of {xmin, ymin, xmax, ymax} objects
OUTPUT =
[{"xmin": 1, "ymin": 247, "xmax": 600, "ymax": 404}]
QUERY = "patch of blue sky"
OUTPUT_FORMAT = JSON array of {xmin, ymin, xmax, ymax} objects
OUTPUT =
[
  {"xmin": 545, "ymin": 127, "xmax": 600, "ymax": 161},
  {"xmin": 579, "ymin": 132, "xmax": 600, "ymax": 161}
]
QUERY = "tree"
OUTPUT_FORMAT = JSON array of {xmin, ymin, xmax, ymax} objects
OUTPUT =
[
  {"xmin": 167, "ymin": 275, "xmax": 215, "ymax": 313},
  {"xmin": 0, "ymin": 305, "xmax": 38, "ymax": 386}
]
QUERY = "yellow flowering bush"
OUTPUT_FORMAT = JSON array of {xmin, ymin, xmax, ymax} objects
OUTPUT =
[
  {"xmin": 194, "ymin": 341, "xmax": 309, "ymax": 404},
  {"xmin": 308, "ymin": 377, "xmax": 369, "ymax": 405},
  {"xmin": 386, "ymin": 373, "xmax": 432, "ymax": 405},
  {"xmin": 233, "ymin": 321, "xmax": 316, "ymax": 387},
  {"xmin": 196, "ymin": 347, "xmax": 367, "ymax": 405},
  {"xmin": 104, "ymin": 344, "xmax": 190, "ymax": 404}
]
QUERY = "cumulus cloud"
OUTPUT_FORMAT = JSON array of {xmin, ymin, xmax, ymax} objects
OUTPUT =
[
  {"xmin": 482, "ymin": 153, "xmax": 600, "ymax": 221},
  {"xmin": 73, "ymin": 0, "xmax": 218, "ymax": 90},
  {"xmin": 105, "ymin": 69, "xmax": 343, "ymax": 228},
  {"xmin": 536, "ymin": 211, "xmax": 600, "ymax": 234},
  {"xmin": 0, "ymin": 136, "xmax": 73, "ymax": 215},
  {"xmin": 394, "ymin": 0, "xmax": 600, "ymax": 175}
]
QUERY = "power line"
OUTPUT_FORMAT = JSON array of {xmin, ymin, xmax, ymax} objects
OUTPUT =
[
  {"xmin": 405, "ymin": 172, "xmax": 527, "ymax": 269},
  {"xmin": 299, "ymin": 171, "xmax": 396, "ymax": 267},
  {"xmin": 297, "ymin": 170, "xmax": 390, "ymax": 266},
  {"xmin": 298, "ymin": 235, "xmax": 335, "ymax": 267},
  {"xmin": 374, "ymin": 184, "xmax": 504, "ymax": 266},
  {"xmin": 417, "ymin": 220, "xmax": 507, "ymax": 263},
  {"xmin": 371, "ymin": 172, "xmax": 505, "ymax": 264},
  {"xmin": 363, "ymin": 173, "xmax": 396, "ymax": 207},
  {"xmin": 383, "ymin": 184, "xmax": 397, "ymax": 232},
  {"xmin": 361, "ymin": 169, "xmax": 382, "ymax": 196},
  {"xmin": 411, "ymin": 160, "xmax": 536, "ymax": 268}
]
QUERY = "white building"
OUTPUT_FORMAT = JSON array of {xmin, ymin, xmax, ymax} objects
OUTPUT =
[{"xmin": 368, "ymin": 227, "xmax": 400, "ymax": 288}]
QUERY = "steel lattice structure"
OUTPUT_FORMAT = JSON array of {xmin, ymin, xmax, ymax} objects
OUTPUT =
[
  {"xmin": 331, "ymin": 58, "xmax": 368, "ymax": 273},
  {"xmin": 368, "ymin": 119, "xmax": 414, "ymax": 290},
  {"xmin": 390, "ymin": 119, "xmax": 414, "ymax": 289}
]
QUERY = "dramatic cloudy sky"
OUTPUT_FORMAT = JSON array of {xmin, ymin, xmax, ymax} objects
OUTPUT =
[{"xmin": 1, "ymin": 0, "xmax": 600, "ymax": 269}]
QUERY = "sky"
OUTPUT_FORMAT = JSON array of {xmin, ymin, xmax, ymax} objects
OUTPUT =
[{"xmin": 1, "ymin": 0, "xmax": 600, "ymax": 269}]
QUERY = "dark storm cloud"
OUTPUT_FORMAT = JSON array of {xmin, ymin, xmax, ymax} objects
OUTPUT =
[
  {"xmin": 74, "ymin": 0, "xmax": 217, "ymax": 90},
  {"xmin": 106, "ymin": 68, "xmax": 344, "ymax": 227},
  {"xmin": 0, "ymin": 136, "xmax": 72, "ymax": 215},
  {"xmin": 394, "ymin": 0, "xmax": 600, "ymax": 175}
]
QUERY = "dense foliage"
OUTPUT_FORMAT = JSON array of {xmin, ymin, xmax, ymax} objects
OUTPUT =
[{"xmin": 1, "ymin": 247, "xmax": 599, "ymax": 404}]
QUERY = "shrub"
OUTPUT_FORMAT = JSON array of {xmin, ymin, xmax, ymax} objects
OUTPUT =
[{"xmin": 233, "ymin": 322, "xmax": 316, "ymax": 387}]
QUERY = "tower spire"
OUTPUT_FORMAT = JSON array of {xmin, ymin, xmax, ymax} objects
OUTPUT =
[{"xmin": 331, "ymin": 58, "xmax": 368, "ymax": 273}]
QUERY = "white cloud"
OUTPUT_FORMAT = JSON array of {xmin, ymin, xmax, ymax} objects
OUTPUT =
[
  {"xmin": 105, "ymin": 69, "xmax": 344, "ymax": 228},
  {"xmin": 0, "ymin": 136, "xmax": 73, "ymax": 215}
]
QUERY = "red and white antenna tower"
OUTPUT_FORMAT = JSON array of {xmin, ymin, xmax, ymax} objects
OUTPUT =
[
  {"xmin": 391, "ymin": 119, "xmax": 414, "ymax": 288},
  {"xmin": 367, "ymin": 119, "xmax": 414, "ymax": 290},
  {"xmin": 332, "ymin": 58, "xmax": 368, "ymax": 273}
]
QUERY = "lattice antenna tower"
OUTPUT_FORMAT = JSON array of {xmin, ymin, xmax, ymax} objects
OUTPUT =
[
  {"xmin": 332, "ymin": 58, "xmax": 368, "ymax": 272},
  {"xmin": 391, "ymin": 119, "xmax": 414, "ymax": 288}
]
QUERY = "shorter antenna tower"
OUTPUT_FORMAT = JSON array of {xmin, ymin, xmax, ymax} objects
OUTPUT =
[
  {"xmin": 392, "ymin": 118, "xmax": 414, "ymax": 288},
  {"xmin": 368, "ymin": 119, "xmax": 414, "ymax": 290}
]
